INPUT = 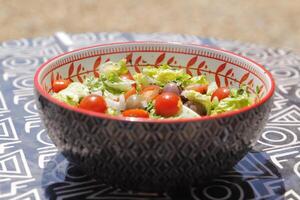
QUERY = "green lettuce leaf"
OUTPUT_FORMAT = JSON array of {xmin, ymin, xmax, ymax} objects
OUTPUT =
[
  {"xmin": 182, "ymin": 75, "xmax": 208, "ymax": 87},
  {"xmin": 211, "ymin": 84, "xmax": 255, "ymax": 114},
  {"xmin": 83, "ymin": 76, "xmax": 104, "ymax": 93},
  {"xmin": 52, "ymin": 93, "xmax": 78, "ymax": 106},
  {"xmin": 98, "ymin": 60, "xmax": 134, "ymax": 93},
  {"xmin": 103, "ymin": 78, "xmax": 134, "ymax": 93},
  {"xmin": 106, "ymin": 107, "xmax": 120, "ymax": 116},
  {"xmin": 230, "ymin": 84, "xmax": 248, "ymax": 98},
  {"xmin": 52, "ymin": 82, "xmax": 89, "ymax": 106},
  {"xmin": 142, "ymin": 65, "xmax": 191, "ymax": 86},
  {"xmin": 100, "ymin": 59, "xmax": 128, "ymax": 77},
  {"xmin": 211, "ymin": 96, "xmax": 251, "ymax": 115},
  {"xmin": 133, "ymin": 73, "xmax": 150, "ymax": 91}
]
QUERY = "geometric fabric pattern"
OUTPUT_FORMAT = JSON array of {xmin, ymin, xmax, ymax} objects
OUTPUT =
[{"xmin": 0, "ymin": 32, "xmax": 299, "ymax": 199}]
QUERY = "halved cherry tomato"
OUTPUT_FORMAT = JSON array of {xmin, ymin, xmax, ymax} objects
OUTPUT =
[
  {"xmin": 154, "ymin": 92, "xmax": 182, "ymax": 117},
  {"xmin": 140, "ymin": 85, "xmax": 161, "ymax": 102},
  {"xmin": 79, "ymin": 95, "xmax": 107, "ymax": 113},
  {"xmin": 124, "ymin": 87, "xmax": 137, "ymax": 100},
  {"xmin": 52, "ymin": 79, "xmax": 71, "ymax": 93},
  {"xmin": 211, "ymin": 87, "xmax": 230, "ymax": 101},
  {"xmin": 186, "ymin": 84, "xmax": 208, "ymax": 94},
  {"xmin": 122, "ymin": 109, "xmax": 149, "ymax": 118}
]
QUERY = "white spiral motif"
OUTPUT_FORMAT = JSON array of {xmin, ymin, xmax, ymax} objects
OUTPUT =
[
  {"xmin": 0, "ymin": 38, "xmax": 29, "ymax": 48},
  {"xmin": 12, "ymin": 75, "xmax": 34, "ymax": 89},
  {"xmin": 36, "ymin": 129, "xmax": 53, "ymax": 146},
  {"xmin": 64, "ymin": 165, "xmax": 87, "ymax": 179},
  {"xmin": 2, "ymin": 56, "xmax": 39, "ymax": 67},
  {"xmin": 270, "ymin": 66, "xmax": 299, "ymax": 80},
  {"xmin": 32, "ymin": 36, "xmax": 56, "ymax": 47},
  {"xmin": 97, "ymin": 32, "xmax": 129, "ymax": 42},
  {"xmin": 2, "ymin": 56, "xmax": 40, "ymax": 75},
  {"xmin": 296, "ymin": 88, "xmax": 300, "ymax": 99},
  {"xmin": 43, "ymin": 156, "xmax": 88, "ymax": 182},
  {"xmin": 207, "ymin": 38, "xmax": 244, "ymax": 52},
  {"xmin": 239, "ymin": 46, "xmax": 269, "ymax": 63},
  {"xmin": 293, "ymin": 161, "xmax": 300, "ymax": 178},
  {"xmin": 258, "ymin": 126, "xmax": 298, "ymax": 147},
  {"xmin": 191, "ymin": 179, "xmax": 244, "ymax": 200},
  {"xmin": 24, "ymin": 99, "xmax": 38, "ymax": 116},
  {"xmin": 70, "ymin": 33, "xmax": 98, "ymax": 44},
  {"xmin": 203, "ymin": 185, "xmax": 232, "ymax": 200}
]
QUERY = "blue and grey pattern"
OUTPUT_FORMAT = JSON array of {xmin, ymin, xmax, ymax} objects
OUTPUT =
[{"xmin": 0, "ymin": 32, "xmax": 300, "ymax": 199}]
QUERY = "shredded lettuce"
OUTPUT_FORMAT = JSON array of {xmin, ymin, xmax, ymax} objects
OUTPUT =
[
  {"xmin": 100, "ymin": 59, "xmax": 128, "ymax": 77},
  {"xmin": 142, "ymin": 65, "xmax": 191, "ymax": 86},
  {"xmin": 230, "ymin": 84, "xmax": 246, "ymax": 97},
  {"xmin": 83, "ymin": 76, "xmax": 103, "ymax": 93},
  {"xmin": 133, "ymin": 73, "xmax": 150, "ymax": 91},
  {"xmin": 211, "ymin": 96, "xmax": 251, "ymax": 115},
  {"xmin": 97, "ymin": 62, "xmax": 134, "ymax": 93},
  {"xmin": 211, "ymin": 85, "xmax": 253, "ymax": 115},
  {"xmin": 103, "ymin": 78, "xmax": 134, "ymax": 93},
  {"xmin": 97, "ymin": 59, "xmax": 133, "ymax": 93},
  {"xmin": 50, "ymin": 59, "xmax": 258, "ymax": 119},
  {"xmin": 182, "ymin": 75, "xmax": 208, "ymax": 87},
  {"xmin": 106, "ymin": 107, "xmax": 120, "ymax": 116},
  {"xmin": 52, "ymin": 93, "xmax": 78, "ymax": 106},
  {"xmin": 145, "ymin": 101, "xmax": 154, "ymax": 112},
  {"xmin": 211, "ymin": 97, "xmax": 219, "ymax": 110},
  {"xmin": 52, "ymin": 82, "xmax": 89, "ymax": 106},
  {"xmin": 181, "ymin": 90, "xmax": 212, "ymax": 114}
]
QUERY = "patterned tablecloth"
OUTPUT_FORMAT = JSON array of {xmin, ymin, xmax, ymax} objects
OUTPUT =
[{"xmin": 0, "ymin": 32, "xmax": 299, "ymax": 200}]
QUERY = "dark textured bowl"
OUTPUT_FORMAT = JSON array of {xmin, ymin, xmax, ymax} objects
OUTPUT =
[{"xmin": 34, "ymin": 41, "xmax": 275, "ymax": 192}]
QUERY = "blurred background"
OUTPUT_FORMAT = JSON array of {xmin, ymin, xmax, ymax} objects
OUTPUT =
[{"xmin": 1, "ymin": 0, "xmax": 300, "ymax": 52}]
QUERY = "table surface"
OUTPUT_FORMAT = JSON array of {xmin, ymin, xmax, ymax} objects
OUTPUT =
[{"xmin": 0, "ymin": 32, "xmax": 300, "ymax": 200}]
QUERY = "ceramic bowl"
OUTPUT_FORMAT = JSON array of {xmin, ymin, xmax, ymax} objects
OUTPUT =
[{"xmin": 34, "ymin": 41, "xmax": 275, "ymax": 192}]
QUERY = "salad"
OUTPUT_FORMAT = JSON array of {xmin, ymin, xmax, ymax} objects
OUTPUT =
[{"xmin": 51, "ymin": 59, "xmax": 257, "ymax": 119}]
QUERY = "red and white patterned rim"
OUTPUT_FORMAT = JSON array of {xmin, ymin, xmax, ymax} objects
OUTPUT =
[{"xmin": 34, "ymin": 41, "xmax": 276, "ymax": 123}]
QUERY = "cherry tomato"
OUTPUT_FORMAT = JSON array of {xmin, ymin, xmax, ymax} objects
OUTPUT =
[
  {"xmin": 154, "ymin": 92, "xmax": 182, "ymax": 117},
  {"xmin": 122, "ymin": 109, "xmax": 149, "ymax": 118},
  {"xmin": 124, "ymin": 87, "xmax": 137, "ymax": 100},
  {"xmin": 120, "ymin": 73, "xmax": 134, "ymax": 80},
  {"xmin": 140, "ymin": 85, "xmax": 161, "ymax": 102},
  {"xmin": 211, "ymin": 87, "xmax": 230, "ymax": 101},
  {"xmin": 79, "ymin": 95, "xmax": 107, "ymax": 113},
  {"xmin": 186, "ymin": 84, "xmax": 208, "ymax": 94},
  {"xmin": 52, "ymin": 79, "xmax": 71, "ymax": 93}
]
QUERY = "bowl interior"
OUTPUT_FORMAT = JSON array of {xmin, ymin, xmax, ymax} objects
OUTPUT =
[{"xmin": 36, "ymin": 42, "xmax": 273, "ymax": 106}]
